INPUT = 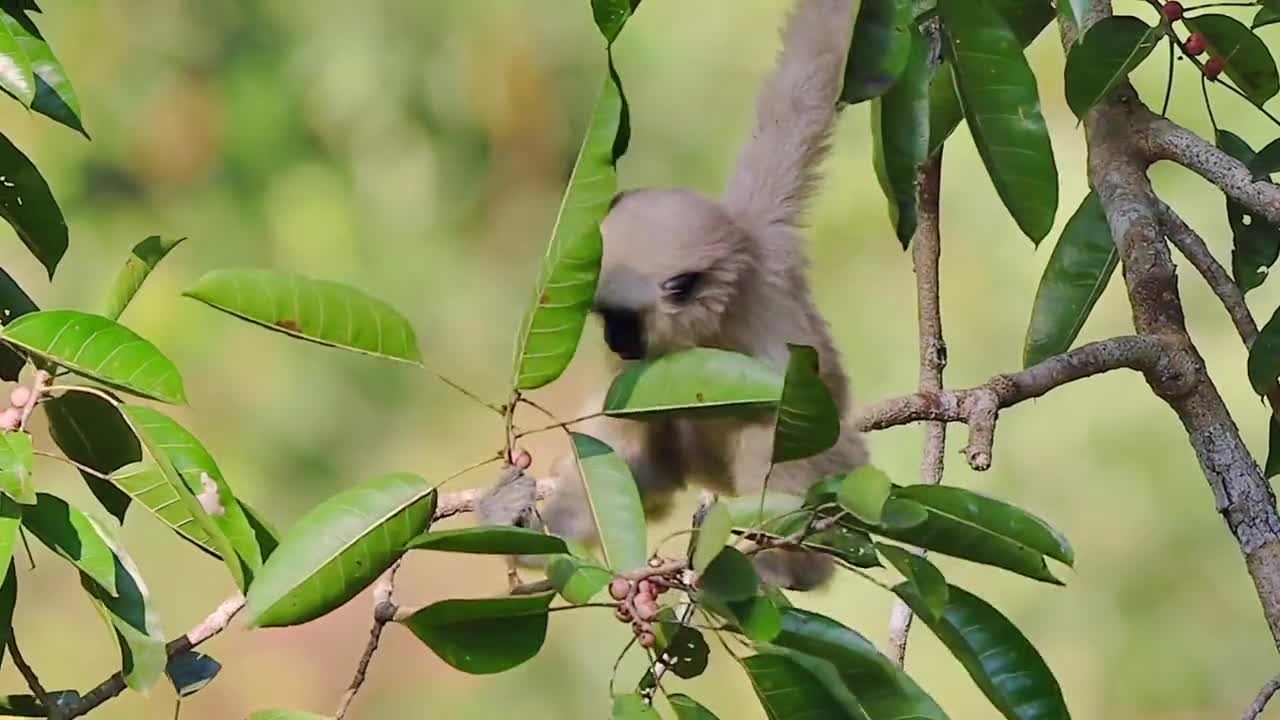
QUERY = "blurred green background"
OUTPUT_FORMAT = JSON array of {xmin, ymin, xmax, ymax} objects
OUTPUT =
[{"xmin": 3, "ymin": 0, "xmax": 1280, "ymax": 717}]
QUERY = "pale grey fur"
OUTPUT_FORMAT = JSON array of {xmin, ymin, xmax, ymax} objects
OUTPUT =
[{"xmin": 541, "ymin": 0, "xmax": 865, "ymax": 590}]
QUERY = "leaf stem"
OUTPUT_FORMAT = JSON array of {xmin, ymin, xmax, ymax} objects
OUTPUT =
[{"xmin": 34, "ymin": 449, "xmax": 111, "ymax": 480}]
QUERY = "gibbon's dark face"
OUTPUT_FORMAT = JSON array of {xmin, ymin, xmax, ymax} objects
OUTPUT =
[{"xmin": 594, "ymin": 189, "xmax": 752, "ymax": 361}]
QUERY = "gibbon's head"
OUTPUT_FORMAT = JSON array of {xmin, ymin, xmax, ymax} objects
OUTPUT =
[{"xmin": 594, "ymin": 189, "xmax": 752, "ymax": 360}]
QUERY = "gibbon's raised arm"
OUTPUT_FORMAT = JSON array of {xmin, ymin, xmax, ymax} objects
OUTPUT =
[{"xmin": 722, "ymin": 0, "xmax": 854, "ymax": 232}]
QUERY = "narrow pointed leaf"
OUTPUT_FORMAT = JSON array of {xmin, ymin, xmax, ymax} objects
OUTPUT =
[
  {"xmin": 895, "ymin": 484, "xmax": 1072, "ymax": 563},
  {"xmin": 743, "ymin": 651, "xmax": 868, "ymax": 720},
  {"xmin": 771, "ymin": 345, "xmax": 840, "ymax": 463},
  {"xmin": 0, "ymin": 499, "xmax": 20, "ymax": 589},
  {"xmin": 0, "ymin": 132, "xmax": 66, "ymax": 278},
  {"xmin": 1185, "ymin": 14, "xmax": 1280, "ymax": 104},
  {"xmin": 240, "ymin": 500, "xmax": 280, "ymax": 560},
  {"xmin": 547, "ymin": 554, "xmax": 612, "ymax": 604},
  {"xmin": 184, "ymin": 269, "xmax": 421, "ymax": 364},
  {"xmin": 691, "ymin": 501, "xmax": 731, "ymax": 573},
  {"xmin": 102, "ymin": 236, "xmax": 185, "ymax": 321},
  {"xmin": 1247, "ymin": 137, "xmax": 1280, "ymax": 180},
  {"xmin": 872, "ymin": 26, "xmax": 932, "ymax": 247},
  {"xmin": 878, "ymin": 544, "xmax": 948, "ymax": 620},
  {"xmin": 166, "ymin": 651, "xmax": 221, "ymax": 698},
  {"xmin": 1, "ymin": 311, "xmax": 185, "ymax": 403},
  {"xmin": 0, "ymin": 432, "xmax": 32, "ymax": 504},
  {"xmin": 669, "ymin": 695, "xmax": 720, "ymax": 720},
  {"xmin": 1064, "ymin": 16, "xmax": 1160, "ymax": 119},
  {"xmin": 613, "ymin": 694, "xmax": 660, "ymax": 719},
  {"xmin": 244, "ymin": 473, "xmax": 436, "ymax": 628},
  {"xmin": 939, "ymin": 0, "xmax": 1058, "ymax": 242},
  {"xmin": 404, "ymin": 526, "xmax": 567, "ymax": 555},
  {"xmin": 0, "ymin": 267, "xmax": 35, "ymax": 380},
  {"xmin": 1217, "ymin": 131, "xmax": 1280, "ymax": 293},
  {"xmin": 841, "ymin": 0, "xmax": 913, "ymax": 104},
  {"xmin": 591, "ymin": 0, "xmax": 641, "ymax": 44},
  {"xmin": 45, "ymin": 392, "xmax": 136, "ymax": 522},
  {"xmin": 1268, "ymin": 414, "xmax": 1280, "ymax": 479},
  {"xmin": 837, "ymin": 466, "xmax": 892, "ymax": 525},
  {"xmin": 899, "ymin": 584, "xmax": 1069, "ymax": 720},
  {"xmin": 0, "ymin": 566, "xmax": 15, "ymax": 670},
  {"xmin": 109, "ymin": 462, "xmax": 219, "ymax": 558},
  {"xmin": 80, "ymin": 523, "xmax": 166, "ymax": 692},
  {"xmin": 1250, "ymin": 306, "xmax": 1280, "ymax": 396},
  {"xmin": 603, "ymin": 348, "xmax": 783, "ymax": 418},
  {"xmin": 0, "ymin": 7, "xmax": 84, "ymax": 135},
  {"xmin": 772, "ymin": 608, "xmax": 949, "ymax": 720},
  {"xmin": 401, "ymin": 592, "xmax": 555, "ymax": 674},
  {"xmin": 0, "ymin": 11, "xmax": 34, "ymax": 106},
  {"xmin": 1255, "ymin": 7, "xmax": 1280, "ymax": 29},
  {"xmin": 571, "ymin": 433, "xmax": 647, "ymax": 571},
  {"xmin": 22, "ymin": 493, "xmax": 118, "ymax": 594},
  {"xmin": 1023, "ymin": 191, "xmax": 1117, "ymax": 367}
]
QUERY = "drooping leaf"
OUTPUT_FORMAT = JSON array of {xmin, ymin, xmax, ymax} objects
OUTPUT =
[
  {"xmin": 166, "ymin": 651, "xmax": 222, "ymax": 698},
  {"xmin": 669, "ymin": 694, "xmax": 720, "ymax": 720},
  {"xmin": 546, "ymin": 554, "xmax": 612, "ymax": 604},
  {"xmin": 243, "ymin": 473, "xmax": 436, "ymax": 628},
  {"xmin": 240, "ymin": 500, "xmax": 280, "ymax": 561},
  {"xmin": 939, "ymin": 0, "xmax": 1058, "ymax": 243},
  {"xmin": 878, "ymin": 544, "xmax": 948, "ymax": 620},
  {"xmin": 0, "ymin": 267, "xmax": 35, "ymax": 381},
  {"xmin": 697, "ymin": 546, "xmax": 758, "ymax": 602},
  {"xmin": 1, "ymin": 311, "xmax": 185, "ymax": 403},
  {"xmin": 841, "ymin": 0, "xmax": 913, "ymax": 104},
  {"xmin": 837, "ymin": 466, "xmax": 893, "ymax": 525},
  {"xmin": 1185, "ymin": 14, "xmax": 1280, "ymax": 104},
  {"xmin": 102, "ymin": 236, "xmax": 185, "ymax": 321},
  {"xmin": 1248, "ymin": 137, "xmax": 1280, "ymax": 180},
  {"xmin": 0, "ymin": 564, "xmax": 17, "ymax": 667},
  {"xmin": 1023, "ymin": 191, "xmax": 1118, "ymax": 367},
  {"xmin": 0, "ymin": 431, "xmax": 32, "ymax": 504},
  {"xmin": 108, "ymin": 462, "xmax": 219, "ymax": 559},
  {"xmin": 899, "ymin": 584, "xmax": 1069, "ymax": 720},
  {"xmin": 771, "ymin": 345, "xmax": 840, "ymax": 463},
  {"xmin": 570, "ymin": 433, "xmax": 647, "ymax": 571},
  {"xmin": 1255, "ymin": 7, "xmax": 1280, "ymax": 30},
  {"xmin": 245, "ymin": 711, "xmax": 330, "ymax": 720},
  {"xmin": 44, "ymin": 392, "xmax": 136, "ymax": 523},
  {"xmin": 404, "ymin": 526, "xmax": 568, "ymax": 555},
  {"xmin": 742, "ymin": 650, "xmax": 868, "ymax": 720},
  {"xmin": 0, "ymin": 6, "xmax": 85, "ymax": 135},
  {"xmin": 80, "ymin": 522, "xmax": 166, "ymax": 692},
  {"xmin": 184, "ymin": 269, "xmax": 421, "ymax": 364},
  {"xmin": 612, "ymin": 693, "xmax": 661, "ymax": 720},
  {"xmin": 0, "ymin": 10, "xmax": 34, "ymax": 106},
  {"xmin": 1250, "ymin": 306, "xmax": 1280, "ymax": 396},
  {"xmin": 691, "ymin": 501, "xmax": 732, "ymax": 573},
  {"xmin": 401, "ymin": 592, "xmax": 555, "ymax": 674},
  {"xmin": 21, "ymin": 493, "xmax": 118, "ymax": 594},
  {"xmin": 602, "ymin": 348, "xmax": 783, "ymax": 418},
  {"xmin": 0, "ymin": 132, "xmax": 67, "ymax": 278},
  {"xmin": 772, "ymin": 608, "xmax": 949, "ymax": 720},
  {"xmin": 1217, "ymin": 131, "xmax": 1280, "ymax": 294},
  {"xmin": 1064, "ymin": 16, "xmax": 1161, "ymax": 119},
  {"xmin": 872, "ymin": 26, "xmax": 932, "ymax": 248}
]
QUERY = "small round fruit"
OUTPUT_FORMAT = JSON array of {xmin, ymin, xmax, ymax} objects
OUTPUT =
[
  {"xmin": 0, "ymin": 408, "xmax": 20, "ymax": 431},
  {"xmin": 634, "ymin": 597, "xmax": 658, "ymax": 621},
  {"xmin": 614, "ymin": 605, "xmax": 632, "ymax": 623},
  {"xmin": 7, "ymin": 386, "xmax": 30, "ymax": 408},
  {"xmin": 638, "ymin": 631, "xmax": 656, "ymax": 649},
  {"xmin": 637, "ymin": 580, "xmax": 655, "ymax": 598},
  {"xmin": 609, "ymin": 578, "xmax": 630, "ymax": 601},
  {"xmin": 1184, "ymin": 32, "xmax": 1207, "ymax": 57},
  {"xmin": 511, "ymin": 448, "xmax": 532, "ymax": 470},
  {"xmin": 1204, "ymin": 56, "xmax": 1226, "ymax": 80},
  {"xmin": 1162, "ymin": 1, "xmax": 1183, "ymax": 21}
]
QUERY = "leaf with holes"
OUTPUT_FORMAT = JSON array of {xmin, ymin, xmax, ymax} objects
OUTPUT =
[
  {"xmin": 22, "ymin": 493, "xmax": 119, "ymax": 594},
  {"xmin": 405, "ymin": 526, "xmax": 567, "ymax": 555},
  {"xmin": 571, "ymin": 433, "xmax": 647, "ymax": 571},
  {"xmin": 1023, "ymin": 191, "xmax": 1117, "ymax": 367},
  {"xmin": 103, "ymin": 236, "xmax": 185, "ymax": 321},
  {"xmin": 1218, "ymin": 131, "xmax": 1280, "ymax": 293},
  {"xmin": 654, "ymin": 625, "xmax": 710, "ymax": 679},
  {"xmin": 243, "ymin": 473, "xmax": 436, "ymax": 628},
  {"xmin": 0, "ymin": 431, "xmax": 32, "ymax": 504},
  {"xmin": 771, "ymin": 345, "xmax": 840, "ymax": 463},
  {"xmin": 872, "ymin": 26, "xmax": 932, "ymax": 247},
  {"xmin": 0, "ymin": 266, "xmax": 35, "ymax": 380},
  {"xmin": 0, "ymin": 132, "xmax": 67, "ymax": 278},
  {"xmin": 1064, "ymin": 16, "xmax": 1161, "ymax": 119},
  {"xmin": 1, "ymin": 310, "xmax": 185, "ymax": 403},
  {"xmin": 1185, "ymin": 14, "xmax": 1280, "ymax": 104},
  {"xmin": 603, "ymin": 348, "xmax": 783, "ymax": 418},
  {"xmin": 45, "ymin": 392, "xmax": 137, "ymax": 522},
  {"xmin": 402, "ymin": 592, "xmax": 555, "ymax": 674},
  {"xmin": 841, "ymin": 0, "xmax": 913, "ymax": 104},
  {"xmin": 185, "ymin": 269, "xmax": 421, "ymax": 364}
]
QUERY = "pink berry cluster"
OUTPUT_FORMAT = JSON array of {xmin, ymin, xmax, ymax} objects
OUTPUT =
[
  {"xmin": 1161, "ymin": 2, "xmax": 1225, "ymax": 80},
  {"xmin": 609, "ymin": 573, "xmax": 670, "ymax": 649},
  {"xmin": 0, "ymin": 385, "xmax": 31, "ymax": 431}
]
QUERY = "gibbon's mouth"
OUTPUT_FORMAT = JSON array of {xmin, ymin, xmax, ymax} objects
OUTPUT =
[{"xmin": 597, "ymin": 306, "xmax": 647, "ymax": 360}]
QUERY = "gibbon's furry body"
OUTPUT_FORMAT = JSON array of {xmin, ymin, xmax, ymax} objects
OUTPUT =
[{"xmin": 543, "ymin": 0, "xmax": 865, "ymax": 590}]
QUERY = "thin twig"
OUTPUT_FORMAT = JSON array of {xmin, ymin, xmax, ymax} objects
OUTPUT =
[
  {"xmin": 513, "ymin": 411, "xmax": 605, "ymax": 440},
  {"xmin": 1243, "ymin": 673, "xmax": 1280, "ymax": 720},
  {"xmin": 424, "ymin": 364, "xmax": 506, "ymax": 415},
  {"xmin": 334, "ymin": 562, "xmax": 403, "ymax": 719},
  {"xmin": 8, "ymin": 635, "xmax": 51, "ymax": 708},
  {"xmin": 16, "ymin": 370, "xmax": 49, "ymax": 431}
]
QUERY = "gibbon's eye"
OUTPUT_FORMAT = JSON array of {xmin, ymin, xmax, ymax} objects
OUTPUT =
[{"xmin": 661, "ymin": 272, "xmax": 702, "ymax": 303}]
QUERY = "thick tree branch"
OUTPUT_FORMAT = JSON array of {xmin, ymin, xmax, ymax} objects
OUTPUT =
[{"xmin": 9, "ymin": 636, "xmax": 51, "ymax": 710}]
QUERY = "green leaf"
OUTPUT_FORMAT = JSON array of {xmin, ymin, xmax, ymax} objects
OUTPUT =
[
  {"xmin": 772, "ymin": 345, "xmax": 840, "ymax": 463},
  {"xmin": 591, "ymin": 0, "xmax": 641, "ymax": 43},
  {"xmin": 1268, "ymin": 414, "xmax": 1280, "ymax": 479},
  {"xmin": 899, "ymin": 485, "xmax": 1072, "ymax": 565},
  {"xmin": 1185, "ymin": 14, "xmax": 1280, "ymax": 104},
  {"xmin": 872, "ymin": 26, "xmax": 932, "ymax": 248},
  {"xmin": 1250, "ymin": 306, "xmax": 1280, "ymax": 396},
  {"xmin": 1023, "ymin": 191, "xmax": 1118, "ymax": 367},
  {"xmin": 878, "ymin": 544, "xmax": 948, "ymax": 620},
  {"xmin": 743, "ymin": 651, "xmax": 868, "ymax": 720},
  {"xmin": 691, "ymin": 501, "xmax": 732, "ymax": 573},
  {"xmin": 612, "ymin": 694, "xmax": 660, "ymax": 720},
  {"xmin": 899, "ymin": 584, "xmax": 1069, "ymax": 720},
  {"xmin": 1255, "ymin": 7, "xmax": 1280, "ymax": 30},
  {"xmin": 1064, "ymin": 16, "xmax": 1160, "ymax": 119},
  {"xmin": 102, "ymin": 236, "xmax": 185, "ymax": 321},
  {"xmin": 654, "ymin": 625, "xmax": 710, "ymax": 679},
  {"xmin": 80, "ymin": 522, "xmax": 166, "ymax": 692},
  {"xmin": 184, "ymin": 269, "xmax": 421, "ymax": 364},
  {"xmin": 109, "ymin": 462, "xmax": 220, "ymax": 559},
  {"xmin": 243, "ymin": 473, "xmax": 436, "ymax": 628},
  {"xmin": 22, "ymin": 493, "xmax": 118, "ymax": 594},
  {"xmin": 0, "ymin": 692, "xmax": 80, "ymax": 718},
  {"xmin": 928, "ymin": 0, "xmax": 1054, "ymax": 157},
  {"xmin": 0, "ymin": 564, "xmax": 17, "ymax": 667},
  {"xmin": 669, "ymin": 695, "xmax": 720, "ymax": 720},
  {"xmin": 404, "ymin": 526, "xmax": 567, "ymax": 555},
  {"xmin": 1, "ymin": 311, "xmax": 185, "ymax": 403},
  {"xmin": 44, "ymin": 392, "xmax": 136, "ymax": 522},
  {"xmin": 240, "ymin": 500, "xmax": 280, "ymax": 561},
  {"xmin": 723, "ymin": 492, "xmax": 803, "ymax": 531},
  {"xmin": 0, "ymin": 432, "xmax": 32, "ymax": 504},
  {"xmin": 0, "ymin": 132, "xmax": 67, "ymax": 278},
  {"xmin": 546, "ymin": 554, "xmax": 612, "ymax": 604},
  {"xmin": 0, "ymin": 7, "xmax": 84, "ymax": 135},
  {"xmin": 939, "ymin": 0, "xmax": 1058, "ymax": 242},
  {"xmin": 722, "ymin": 594, "xmax": 783, "ymax": 643},
  {"xmin": 837, "ymin": 466, "xmax": 892, "ymax": 525},
  {"xmin": 1217, "ymin": 131, "xmax": 1280, "ymax": 294},
  {"xmin": 602, "ymin": 348, "xmax": 783, "ymax": 418},
  {"xmin": 166, "ymin": 650, "xmax": 221, "ymax": 698},
  {"xmin": 0, "ymin": 10, "xmax": 34, "ymax": 106},
  {"xmin": 570, "ymin": 433, "xmax": 647, "ymax": 571},
  {"xmin": 881, "ymin": 497, "xmax": 930, "ymax": 529},
  {"xmin": 841, "ymin": 0, "xmax": 913, "ymax": 104},
  {"xmin": 772, "ymin": 608, "xmax": 949, "ymax": 720},
  {"xmin": 1248, "ymin": 137, "xmax": 1280, "ymax": 180},
  {"xmin": 698, "ymin": 546, "xmax": 758, "ymax": 601},
  {"xmin": 401, "ymin": 592, "xmax": 555, "ymax": 674},
  {"xmin": 0, "ymin": 499, "xmax": 20, "ymax": 588},
  {"xmin": 246, "ymin": 711, "xmax": 330, "ymax": 720},
  {"xmin": 806, "ymin": 525, "xmax": 881, "ymax": 568},
  {"xmin": 0, "ymin": 267, "xmax": 36, "ymax": 381},
  {"xmin": 1057, "ymin": 0, "xmax": 1090, "ymax": 36}
]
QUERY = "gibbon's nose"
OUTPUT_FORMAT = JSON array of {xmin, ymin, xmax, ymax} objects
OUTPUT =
[{"xmin": 598, "ymin": 306, "xmax": 646, "ymax": 360}]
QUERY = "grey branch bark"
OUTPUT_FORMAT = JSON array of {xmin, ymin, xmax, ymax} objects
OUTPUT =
[{"xmin": 1243, "ymin": 673, "xmax": 1280, "ymax": 720}]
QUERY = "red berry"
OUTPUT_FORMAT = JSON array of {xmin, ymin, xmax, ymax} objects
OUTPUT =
[
  {"xmin": 1162, "ymin": 1, "xmax": 1184, "ymax": 21},
  {"xmin": 7, "ymin": 386, "xmax": 30, "ymax": 408},
  {"xmin": 1204, "ymin": 56, "xmax": 1226, "ymax": 80},
  {"xmin": 608, "ymin": 578, "xmax": 630, "ymax": 601},
  {"xmin": 1184, "ymin": 32, "xmax": 1207, "ymax": 57}
]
